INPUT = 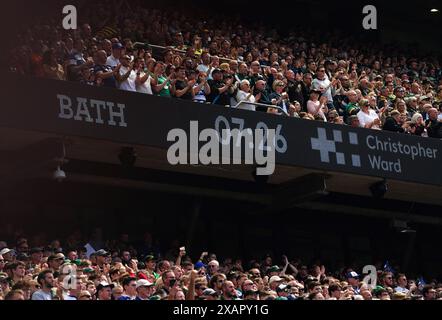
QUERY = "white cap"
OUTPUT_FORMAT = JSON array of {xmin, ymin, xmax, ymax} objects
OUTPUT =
[
  {"xmin": 136, "ymin": 279, "xmax": 154, "ymax": 289},
  {"xmin": 269, "ymin": 276, "xmax": 283, "ymax": 285},
  {"xmin": 0, "ymin": 248, "xmax": 11, "ymax": 256}
]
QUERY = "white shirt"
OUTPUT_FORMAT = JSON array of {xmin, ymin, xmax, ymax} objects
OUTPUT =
[
  {"xmin": 235, "ymin": 90, "xmax": 256, "ymax": 111},
  {"xmin": 106, "ymin": 55, "xmax": 120, "ymax": 68},
  {"xmin": 197, "ymin": 64, "xmax": 210, "ymax": 74},
  {"xmin": 136, "ymin": 72, "xmax": 153, "ymax": 95},
  {"xmin": 357, "ymin": 109, "xmax": 381, "ymax": 129},
  {"xmin": 312, "ymin": 76, "xmax": 333, "ymax": 103},
  {"xmin": 32, "ymin": 290, "xmax": 52, "ymax": 300},
  {"xmin": 119, "ymin": 66, "xmax": 137, "ymax": 92},
  {"xmin": 394, "ymin": 286, "xmax": 409, "ymax": 294},
  {"xmin": 307, "ymin": 100, "xmax": 327, "ymax": 122}
]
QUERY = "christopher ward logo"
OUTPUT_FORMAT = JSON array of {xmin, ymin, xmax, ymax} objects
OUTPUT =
[
  {"xmin": 167, "ymin": 121, "xmax": 276, "ymax": 176},
  {"xmin": 311, "ymin": 128, "xmax": 361, "ymax": 167},
  {"xmin": 311, "ymin": 127, "xmax": 439, "ymax": 174}
]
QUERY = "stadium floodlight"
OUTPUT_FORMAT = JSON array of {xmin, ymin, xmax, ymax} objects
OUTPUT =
[
  {"xmin": 430, "ymin": 8, "xmax": 439, "ymax": 13},
  {"xmin": 369, "ymin": 179, "xmax": 388, "ymax": 199}
]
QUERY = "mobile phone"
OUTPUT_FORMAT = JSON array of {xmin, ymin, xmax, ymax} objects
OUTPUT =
[{"xmin": 180, "ymin": 247, "xmax": 186, "ymax": 251}]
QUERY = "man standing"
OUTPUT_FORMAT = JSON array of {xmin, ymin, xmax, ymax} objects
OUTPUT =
[
  {"xmin": 117, "ymin": 55, "xmax": 137, "ymax": 92},
  {"xmin": 207, "ymin": 69, "xmax": 234, "ymax": 106},
  {"xmin": 107, "ymin": 42, "xmax": 124, "ymax": 69},
  {"xmin": 312, "ymin": 67, "xmax": 335, "ymax": 110},
  {"xmin": 173, "ymin": 66, "xmax": 196, "ymax": 100},
  {"xmin": 94, "ymin": 50, "xmax": 118, "ymax": 88},
  {"xmin": 286, "ymin": 70, "xmax": 305, "ymax": 107}
]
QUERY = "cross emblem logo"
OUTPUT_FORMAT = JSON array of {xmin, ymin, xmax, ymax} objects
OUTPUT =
[{"xmin": 311, "ymin": 128, "xmax": 361, "ymax": 167}]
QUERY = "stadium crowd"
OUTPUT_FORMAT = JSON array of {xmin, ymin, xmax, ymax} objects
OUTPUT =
[
  {"xmin": 8, "ymin": 1, "xmax": 442, "ymax": 138},
  {"xmin": 0, "ymin": 233, "xmax": 441, "ymax": 301}
]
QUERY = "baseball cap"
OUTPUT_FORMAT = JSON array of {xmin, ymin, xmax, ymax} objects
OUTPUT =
[
  {"xmin": 269, "ymin": 276, "xmax": 283, "ymax": 285},
  {"xmin": 195, "ymin": 261, "xmax": 207, "ymax": 270},
  {"xmin": 136, "ymin": 279, "xmax": 154, "ymax": 289},
  {"xmin": 268, "ymin": 265, "xmax": 280, "ymax": 273},
  {"xmin": 144, "ymin": 255, "xmax": 155, "ymax": 262},
  {"xmin": 47, "ymin": 253, "xmax": 65, "ymax": 261},
  {"xmin": 0, "ymin": 248, "xmax": 12, "ymax": 256},
  {"xmin": 346, "ymin": 271, "xmax": 360, "ymax": 279},
  {"xmin": 97, "ymin": 281, "xmax": 115, "ymax": 291},
  {"xmin": 276, "ymin": 284, "xmax": 288, "ymax": 292},
  {"xmin": 95, "ymin": 249, "xmax": 110, "ymax": 257},
  {"xmin": 202, "ymin": 288, "xmax": 218, "ymax": 296},
  {"xmin": 112, "ymin": 42, "xmax": 124, "ymax": 50}
]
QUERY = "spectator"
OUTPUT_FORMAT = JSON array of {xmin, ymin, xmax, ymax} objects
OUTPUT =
[
  {"xmin": 135, "ymin": 279, "xmax": 155, "ymax": 300},
  {"xmin": 66, "ymin": 39, "xmax": 93, "ymax": 82},
  {"xmin": 78, "ymin": 290, "xmax": 93, "ymax": 300},
  {"xmin": 9, "ymin": 261, "xmax": 26, "ymax": 286},
  {"xmin": 134, "ymin": 57, "xmax": 154, "ymax": 95},
  {"xmin": 193, "ymin": 72, "xmax": 211, "ymax": 103},
  {"xmin": 312, "ymin": 66, "xmax": 334, "ymax": 109},
  {"xmin": 408, "ymin": 113, "xmax": 426, "ymax": 136},
  {"xmin": 346, "ymin": 271, "xmax": 361, "ymax": 295},
  {"xmin": 119, "ymin": 277, "xmax": 137, "ymax": 300},
  {"xmin": 31, "ymin": 270, "xmax": 55, "ymax": 300},
  {"xmin": 269, "ymin": 80, "xmax": 291, "ymax": 115},
  {"xmin": 395, "ymin": 273, "xmax": 410, "ymax": 294},
  {"xmin": 152, "ymin": 62, "xmax": 173, "ymax": 98},
  {"xmin": 112, "ymin": 285, "xmax": 124, "ymax": 300},
  {"xmin": 94, "ymin": 50, "xmax": 118, "ymax": 88},
  {"xmin": 221, "ymin": 280, "xmax": 238, "ymax": 300},
  {"xmin": 117, "ymin": 55, "xmax": 137, "ymax": 92},
  {"xmin": 425, "ymin": 108, "xmax": 442, "ymax": 139},
  {"xmin": 235, "ymin": 79, "xmax": 256, "ymax": 111},
  {"xmin": 307, "ymin": 90, "xmax": 328, "ymax": 121},
  {"xmin": 107, "ymin": 43, "xmax": 124, "ymax": 69},
  {"xmin": 422, "ymin": 285, "xmax": 437, "ymax": 300},
  {"xmin": 207, "ymin": 260, "xmax": 220, "ymax": 277},
  {"xmin": 42, "ymin": 49, "xmax": 65, "ymax": 80},
  {"xmin": 173, "ymin": 66, "xmax": 195, "ymax": 100},
  {"xmin": 357, "ymin": 98, "xmax": 381, "ymax": 129},
  {"xmin": 96, "ymin": 281, "xmax": 114, "ymax": 301},
  {"xmin": 207, "ymin": 69, "xmax": 233, "ymax": 106},
  {"xmin": 5, "ymin": 289, "xmax": 25, "ymax": 300},
  {"xmin": 47, "ymin": 253, "xmax": 65, "ymax": 272},
  {"xmin": 383, "ymin": 110, "xmax": 407, "ymax": 133},
  {"xmin": 328, "ymin": 283, "xmax": 342, "ymax": 300}
]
